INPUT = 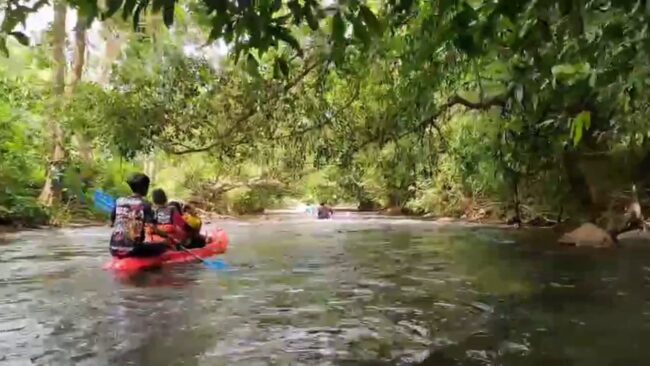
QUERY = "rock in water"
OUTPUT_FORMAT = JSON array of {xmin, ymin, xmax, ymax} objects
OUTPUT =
[{"xmin": 558, "ymin": 223, "xmax": 615, "ymax": 248}]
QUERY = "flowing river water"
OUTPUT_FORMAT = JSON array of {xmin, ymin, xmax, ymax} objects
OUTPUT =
[{"xmin": 1, "ymin": 213, "xmax": 650, "ymax": 365}]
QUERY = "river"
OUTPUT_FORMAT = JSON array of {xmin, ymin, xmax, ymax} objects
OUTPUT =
[{"xmin": 1, "ymin": 213, "xmax": 650, "ymax": 365}]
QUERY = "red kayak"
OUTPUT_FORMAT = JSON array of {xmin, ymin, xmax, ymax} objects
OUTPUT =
[{"xmin": 104, "ymin": 228, "xmax": 228, "ymax": 272}]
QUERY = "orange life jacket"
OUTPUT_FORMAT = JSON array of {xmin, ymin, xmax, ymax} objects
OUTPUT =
[{"xmin": 147, "ymin": 206, "xmax": 186, "ymax": 244}]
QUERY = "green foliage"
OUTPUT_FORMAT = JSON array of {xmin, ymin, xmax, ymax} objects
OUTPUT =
[
  {"xmin": 4, "ymin": 0, "xmax": 650, "ymax": 226},
  {"xmin": 225, "ymin": 187, "xmax": 274, "ymax": 215},
  {"xmin": 0, "ymin": 77, "xmax": 48, "ymax": 225},
  {"xmin": 301, "ymin": 167, "xmax": 351, "ymax": 205}
]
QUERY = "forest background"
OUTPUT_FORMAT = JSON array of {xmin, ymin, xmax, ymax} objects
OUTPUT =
[{"xmin": 1, "ymin": 0, "xmax": 649, "ymax": 231}]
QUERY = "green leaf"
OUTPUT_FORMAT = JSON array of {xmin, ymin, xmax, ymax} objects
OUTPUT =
[
  {"xmin": 273, "ymin": 60, "xmax": 282, "ymax": 79},
  {"xmin": 514, "ymin": 84, "xmax": 523, "ymax": 104},
  {"xmin": 571, "ymin": 111, "xmax": 591, "ymax": 146},
  {"xmin": 277, "ymin": 57, "xmax": 290, "ymax": 77},
  {"xmin": 272, "ymin": 26, "xmax": 301, "ymax": 53},
  {"xmin": 152, "ymin": 0, "xmax": 164, "ymax": 13},
  {"xmin": 215, "ymin": 0, "xmax": 228, "ymax": 13},
  {"xmin": 246, "ymin": 52, "xmax": 259, "ymax": 76},
  {"xmin": 122, "ymin": 0, "xmax": 137, "ymax": 20},
  {"xmin": 271, "ymin": 0, "xmax": 282, "ymax": 12},
  {"xmin": 208, "ymin": 12, "xmax": 229, "ymax": 41},
  {"xmin": 394, "ymin": 0, "xmax": 414, "ymax": 13},
  {"xmin": 304, "ymin": 6, "xmax": 319, "ymax": 30},
  {"xmin": 9, "ymin": 31, "xmax": 29, "ymax": 46},
  {"xmin": 352, "ymin": 16, "xmax": 370, "ymax": 44},
  {"xmin": 332, "ymin": 12, "xmax": 346, "ymax": 44},
  {"xmin": 589, "ymin": 71, "xmax": 597, "ymax": 88},
  {"xmin": 359, "ymin": 5, "xmax": 382, "ymax": 34},
  {"xmin": 132, "ymin": 0, "xmax": 147, "ymax": 31},
  {"xmin": 0, "ymin": 37, "xmax": 8, "ymax": 57},
  {"xmin": 452, "ymin": 3, "xmax": 477, "ymax": 29},
  {"xmin": 552, "ymin": 63, "xmax": 591, "ymax": 84},
  {"xmin": 453, "ymin": 33, "xmax": 477, "ymax": 55},
  {"xmin": 162, "ymin": 1, "xmax": 174, "ymax": 27},
  {"xmin": 103, "ymin": 0, "xmax": 124, "ymax": 19},
  {"xmin": 287, "ymin": 0, "xmax": 302, "ymax": 25}
]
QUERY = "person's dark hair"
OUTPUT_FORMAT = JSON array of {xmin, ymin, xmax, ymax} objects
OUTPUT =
[
  {"xmin": 168, "ymin": 201, "xmax": 182, "ymax": 212},
  {"xmin": 126, "ymin": 173, "xmax": 150, "ymax": 196},
  {"xmin": 152, "ymin": 188, "xmax": 168, "ymax": 205},
  {"xmin": 183, "ymin": 204, "xmax": 193, "ymax": 213},
  {"xmin": 320, "ymin": 202, "xmax": 325, "ymax": 206}
]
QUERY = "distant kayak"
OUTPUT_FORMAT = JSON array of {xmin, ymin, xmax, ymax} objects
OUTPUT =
[{"xmin": 104, "ymin": 228, "xmax": 228, "ymax": 272}]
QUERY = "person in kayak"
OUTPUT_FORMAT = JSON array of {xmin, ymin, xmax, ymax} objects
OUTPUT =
[
  {"xmin": 150, "ymin": 189, "xmax": 190, "ymax": 247},
  {"xmin": 182, "ymin": 203, "xmax": 206, "ymax": 248},
  {"xmin": 317, "ymin": 202, "xmax": 334, "ymax": 219},
  {"xmin": 109, "ymin": 173, "xmax": 171, "ymax": 258}
]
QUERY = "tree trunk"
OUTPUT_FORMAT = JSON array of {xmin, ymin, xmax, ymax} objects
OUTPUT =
[
  {"xmin": 70, "ymin": 15, "xmax": 94, "ymax": 162},
  {"xmin": 143, "ymin": 155, "xmax": 156, "ymax": 183},
  {"xmin": 99, "ymin": 19, "xmax": 123, "ymax": 85},
  {"xmin": 70, "ymin": 17, "xmax": 86, "ymax": 88},
  {"xmin": 562, "ymin": 150, "xmax": 596, "ymax": 218},
  {"xmin": 39, "ymin": 0, "xmax": 67, "ymax": 206}
]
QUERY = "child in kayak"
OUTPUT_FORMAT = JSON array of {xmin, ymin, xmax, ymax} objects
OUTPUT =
[
  {"xmin": 150, "ymin": 189, "xmax": 190, "ymax": 247},
  {"xmin": 182, "ymin": 203, "xmax": 206, "ymax": 248},
  {"xmin": 109, "ymin": 173, "xmax": 171, "ymax": 258}
]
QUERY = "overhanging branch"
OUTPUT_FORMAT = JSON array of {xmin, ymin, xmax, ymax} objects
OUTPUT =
[
  {"xmin": 165, "ymin": 59, "xmax": 322, "ymax": 155},
  {"xmin": 355, "ymin": 92, "xmax": 508, "ymax": 152},
  {"xmin": 405, "ymin": 93, "xmax": 507, "ymax": 140},
  {"xmin": 273, "ymin": 81, "xmax": 361, "ymax": 140}
]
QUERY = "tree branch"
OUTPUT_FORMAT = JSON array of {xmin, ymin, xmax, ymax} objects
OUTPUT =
[
  {"xmin": 353, "ymin": 92, "xmax": 508, "ymax": 153},
  {"xmin": 407, "ymin": 93, "xmax": 506, "ymax": 138},
  {"xmin": 273, "ymin": 81, "xmax": 361, "ymax": 140},
  {"xmin": 165, "ymin": 59, "xmax": 322, "ymax": 155}
]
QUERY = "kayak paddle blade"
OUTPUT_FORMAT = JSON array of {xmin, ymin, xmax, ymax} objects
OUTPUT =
[
  {"xmin": 203, "ymin": 259, "xmax": 229, "ymax": 271},
  {"xmin": 94, "ymin": 190, "xmax": 115, "ymax": 214}
]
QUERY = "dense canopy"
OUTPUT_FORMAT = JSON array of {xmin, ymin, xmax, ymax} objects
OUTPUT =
[{"xmin": 1, "ymin": 0, "xmax": 649, "ymax": 227}]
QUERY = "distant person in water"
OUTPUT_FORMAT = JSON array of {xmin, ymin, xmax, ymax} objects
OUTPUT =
[
  {"xmin": 305, "ymin": 203, "xmax": 316, "ymax": 215},
  {"xmin": 109, "ymin": 173, "xmax": 171, "ymax": 258},
  {"xmin": 317, "ymin": 202, "xmax": 333, "ymax": 219},
  {"xmin": 149, "ymin": 189, "xmax": 191, "ymax": 247}
]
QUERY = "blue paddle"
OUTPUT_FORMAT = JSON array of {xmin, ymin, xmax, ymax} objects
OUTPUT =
[
  {"xmin": 93, "ymin": 190, "xmax": 115, "ymax": 214},
  {"xmin": 94, "ymin": 190, "xmax": 228, "ymax": 271},
  {"xmin": 176, "ymin": 245, "xmax": 229, "ymax": 270}
]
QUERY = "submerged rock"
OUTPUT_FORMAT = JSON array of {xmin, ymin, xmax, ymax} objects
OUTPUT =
[{"xmin": 558, "ymin": 223, "xmax": 615, "ymax": 248}]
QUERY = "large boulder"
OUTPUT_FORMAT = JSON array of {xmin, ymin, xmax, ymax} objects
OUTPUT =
[{"xmin": 558, "ymin": 223, "xmax": 616, "ymax": 248}]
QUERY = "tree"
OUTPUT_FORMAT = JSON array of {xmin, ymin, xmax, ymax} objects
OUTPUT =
[{"xmin": 38, "ymin": 0, "xmax": 67, "ymax": 206}]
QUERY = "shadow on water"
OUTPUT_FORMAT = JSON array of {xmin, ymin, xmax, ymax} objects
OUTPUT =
[{"xmin": 1, "ymin": 215, "xmax": 650, "ymax": 365}]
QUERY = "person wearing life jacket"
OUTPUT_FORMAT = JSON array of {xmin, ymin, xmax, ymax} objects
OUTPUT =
[
  {"xmin": 182, "ymin": 203, "xmax": 206, "ymax": 248},
  {"xmin": 317, "ymin": 202, "xmax": 334, "ymax": 219},
  {"xmin": 149, "ymin": 189, "xmax": 189, "ymax": 246},
  {"xmin": 109, "ymin": 173, "xmax": 171, "ymax": 258}
]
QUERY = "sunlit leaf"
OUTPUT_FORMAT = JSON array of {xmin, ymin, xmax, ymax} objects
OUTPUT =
[{"xmin": 571, "ymin": 111, "xmax": 591, "ymax": 146}]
